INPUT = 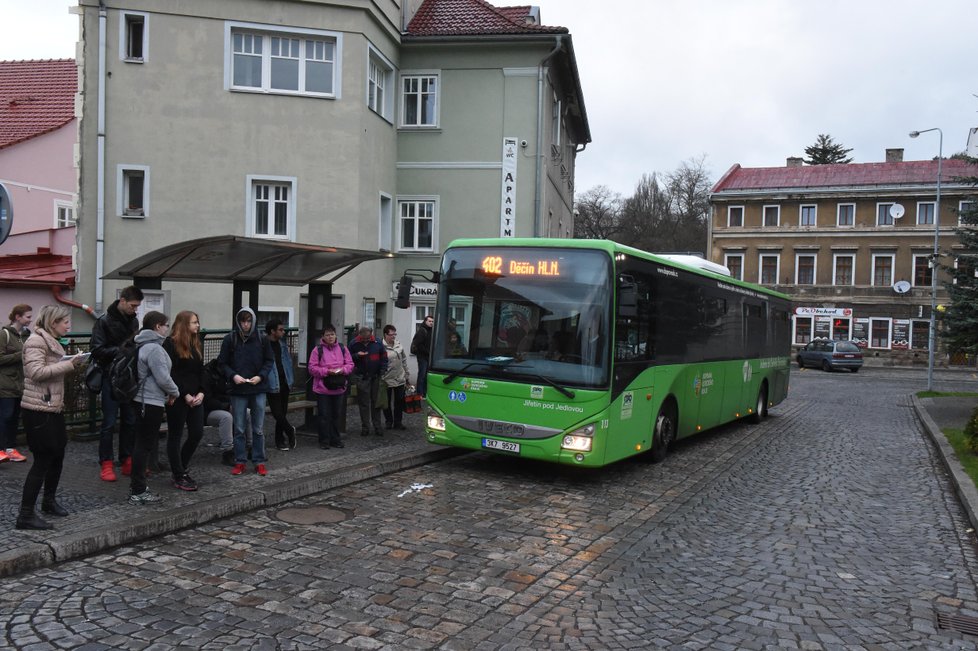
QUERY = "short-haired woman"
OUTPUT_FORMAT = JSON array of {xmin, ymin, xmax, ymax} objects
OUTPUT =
[
  {"xmin": 307, "ymin": 325, "xmax": 353, "ymax": 450},
  {"xmin": 16, "ymin": 305, "xmax": 86, "ymax": 530},
  {"xmin": 1, "ymin": 303, "xmax": 33, "ymax": 464},
  {"xmin": 128, "ymin": 311, "xmax": 180, "ymax": 505}
]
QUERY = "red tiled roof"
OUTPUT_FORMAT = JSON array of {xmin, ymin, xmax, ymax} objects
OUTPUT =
[
  {"xmin": 407, "ymin": 0, "xmax": 567, "ymax": 36},
  {"xmin": 0, "ymin": 251, "xmax": 74, "ymax": 288},
  {"xmin": 712, "ymin": 159, "xmax": 978, "ymax": 193},
  {"xmin": 0, "ymin": 59, "xmax": 76, "ymax": 151}
]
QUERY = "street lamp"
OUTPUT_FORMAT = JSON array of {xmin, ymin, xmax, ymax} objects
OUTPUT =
[{"xmin": 909, "ymin": 127, "xmax": 942, "ymax": 391}]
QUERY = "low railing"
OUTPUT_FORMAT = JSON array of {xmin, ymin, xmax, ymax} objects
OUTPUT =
[{"xmin": 58, "ymin": 328, "xmax": 304, "ymax": 436}]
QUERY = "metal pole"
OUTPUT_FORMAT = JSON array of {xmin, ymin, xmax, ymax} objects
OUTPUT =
[{"xmin": 910, "ymin": 127, "xmax": 943, "ymax": 391}]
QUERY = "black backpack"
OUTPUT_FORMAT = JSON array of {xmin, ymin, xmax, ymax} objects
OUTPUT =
[{"xmin": 109, "ymin": 340, "xmax": 145, "ymax": 402}]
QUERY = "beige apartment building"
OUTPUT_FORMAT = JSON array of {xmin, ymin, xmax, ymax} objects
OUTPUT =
[{"xmin": 709, "ymin": 150, "xmax": 977, "ymax": 365}]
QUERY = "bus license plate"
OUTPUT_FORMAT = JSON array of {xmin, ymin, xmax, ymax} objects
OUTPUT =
[{"xmin": 482, "ymin": 438, "xmax": 521, "ymax": 454}]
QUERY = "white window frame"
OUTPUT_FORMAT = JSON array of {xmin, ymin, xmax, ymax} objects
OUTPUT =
[
  {"xmin": 794, "ymin": 253, "xmax": 817, "ymax": 285},
  {"xmin": 912, "ymin": 253, "xmax": 932, "ymax": 287},
  {"xmin": 54, "ymin": 200, "xmax": 75, "ymax": 228},
  {"xmin": 119, "ymin": 11, "xmax": 149, "ymax": 63},
  {"xmin": 117, "ymin": 164, "xmax": 150, "ymax": 218},
  {"xmin": 257, "ymin": 305, "xmax": 295, "ymax": 328},
  {"xmin": 246, "ymin": 175, "xmax": 297, "ymax": 241},
  {"xmin": 397, "ymin": 195, "xmax": 438, "ymax": 253},
  {"xmin": 868, "ymin": 317, "xmax": 892, "ymax": 350},
  {"xmin": 876, "ymin": 202, "xmax": 894, "ymax": 226},
  {"xmin": 959, "ymin": 200, "xmax": 975, "ymax": 226},
  {"xmin": 727, "ymin": 206, "xmax": 744, "ymax": 228},
  {"xmin": 758, "ymin": 253, "xmax": 780, "ymax": 285},
  {"xmin": 367, "ymin": 45, "xmax": 395, "ymax": 122},
  {"xmin": 224, "ymin": 22, "xmax": 343, "ymax": 99},
  {"xmin": 762, "ymin": 205, "xmax": 780, "ymax": 228},
  {"xmin": 799, "ymin": 204, "xmax": 817, "ymax": 227},
  {"xmin": 399, "ymin": 70, "xmax": 440, "ymax": 128},
  {"xmin": 910, "ymin": 319, "xmax": 930, "ymax": 350},
  {"xmin": 832, "ymin": 253, "xmax": 855, "ymax": 286},
  {"xmin": 837, "ymin": 203, "xmax": 855, "ymax": 227},
  {"xmin": 916, "ymin": 201, "xmax": 935, "ymax": 226},
  {"xmin": 724, "ymin": 253, "xmax": 744, "ymax": 280},
  {"xmin": 379, "ymin": 192, "xmax": 393, "ymax": 252},
  {"xmin": 871, "ymin": 253, "xmax": 895, "ymax": 287}
]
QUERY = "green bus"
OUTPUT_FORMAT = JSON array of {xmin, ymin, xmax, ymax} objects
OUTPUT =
[{"xmin": 423, "ymin": 238, "xmax": 791, "ymax": 467}]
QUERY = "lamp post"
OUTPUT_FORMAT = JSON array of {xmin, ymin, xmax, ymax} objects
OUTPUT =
[{"xmin": 909, "ymin": 127, "xmax": 942, "ymax": 391}]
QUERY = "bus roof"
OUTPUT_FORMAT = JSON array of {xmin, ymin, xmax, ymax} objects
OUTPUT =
[{"xmin": 444, "ymin": 237, "xmax": 792, "ymax": 301}]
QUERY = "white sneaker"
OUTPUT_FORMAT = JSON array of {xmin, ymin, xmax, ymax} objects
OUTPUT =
[{"xmin": 128, "ymin": 490, "xmax": 163, "ymax": 505}]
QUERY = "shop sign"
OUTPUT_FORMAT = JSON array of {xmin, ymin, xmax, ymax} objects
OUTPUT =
[
  {"xmin": 794, "ymin": 307, "xmax": 852, "ymax": 317},
  {"xmin": 892, "ymin": 319, "xmax": 910, "ymax": 350},
  {"xmin": 391, "ymin": 281, "xmax": 437, "ymax": 300},
  {"xmin": 852, "ymin": 318, "xmax": 869, "ymax": 348}
]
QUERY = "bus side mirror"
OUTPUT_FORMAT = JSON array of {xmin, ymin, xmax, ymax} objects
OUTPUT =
[{"xmin": 395, "ymin": 275, "xmax": 412, "ymax": 309}]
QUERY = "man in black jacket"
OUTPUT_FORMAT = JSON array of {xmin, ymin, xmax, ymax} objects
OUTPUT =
[
  {"xmin": 90, "ymin": 286, "xmax": 143, "ymax": 482},
  {"xmin": 410, "ymin": 315, "xmax": 433, "ymax": 398}
]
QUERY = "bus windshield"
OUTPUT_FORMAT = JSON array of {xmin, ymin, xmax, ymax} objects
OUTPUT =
[{"xmin": 432, "ymin": 246, "xmax": 612, "ymax": 388}]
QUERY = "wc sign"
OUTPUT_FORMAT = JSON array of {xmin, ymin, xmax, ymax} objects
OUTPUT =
[{"xmin": 500, "ymin": 137, "xmax": 518, "ymax": 237}]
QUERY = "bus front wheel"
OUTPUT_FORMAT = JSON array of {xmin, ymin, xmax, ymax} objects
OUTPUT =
[
  {"xmin": 749, "ymin": 384, "xmax": 768, "ymax": 424},
  {"xmin": 650, "ymin": 403, "xmax": 677, "ymax": 463}
]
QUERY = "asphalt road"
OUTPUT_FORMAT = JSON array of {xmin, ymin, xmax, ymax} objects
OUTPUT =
[{"xmin": 3, "ymin": 368, "xmax": 978, "ymax": 650}]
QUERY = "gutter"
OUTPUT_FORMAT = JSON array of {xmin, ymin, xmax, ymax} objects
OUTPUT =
[
  {"xmin": 535, "ymin": 35, "xmax": 563, "ymax": 237},
  {"xmin": 52, "ymin": 286, "xmax": 96, "ymax": 317},
  {"xmin": 95, "ymin": 1, "xmax": 107, "ymax": 312}
]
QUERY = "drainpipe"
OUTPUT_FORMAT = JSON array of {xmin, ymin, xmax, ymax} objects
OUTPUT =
[
  {"xmin": 95, "ymin": 1, "xmax": 107, "ymax": 312},
  {"xmin": 534, "ymin": 36, "xmax": 563, "ymax": 238},
  {"xmin": 52, "ymin": 286, "xmax": 96, "ymax": 317}
]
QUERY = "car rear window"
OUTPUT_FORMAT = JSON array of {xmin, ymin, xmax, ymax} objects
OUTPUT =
[{"xmin": 835, "ymin": 342, "xmax": 860, "ymax": 353}]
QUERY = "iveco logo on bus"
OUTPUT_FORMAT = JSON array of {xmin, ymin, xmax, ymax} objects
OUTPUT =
[{"xmin": 477, "ymin": 420, "xmax": 525, "ymax": 437}]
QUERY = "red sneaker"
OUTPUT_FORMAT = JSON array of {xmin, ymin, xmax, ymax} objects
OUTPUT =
[
  {"xmin": 231, "ymin": 463, "xmax": 246, "ymax": 476},
  {"xmin": 5, "ymin": 449, "xmax": 26, "ymax": 462},
  {"xmin": 0, "ymin": 450, "xmax": 8, "ymax": 463},
  {"xmin": 255, "ymin": 464, "xmax": 267, "ymax": 476},
  {"xmin": 120, "ymin": 456, "xmax": 132, "ymax": 476},
  {"xmin": 100, "ymin": 460, "xmax": 117, "ymax": 482}
]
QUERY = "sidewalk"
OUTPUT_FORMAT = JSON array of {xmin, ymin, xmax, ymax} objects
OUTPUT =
[{"xmin": 0, "ymin": 405, "xmax": 463, "ymax": 578}]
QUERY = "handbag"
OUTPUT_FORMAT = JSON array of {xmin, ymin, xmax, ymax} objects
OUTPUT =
[
  {"xmin": 404, "ymin": 386, "xmax": 422, "ymax": 414},
  {"xmin": 84, "ymin": 362, "xmax": 103, "ymax": 394},
  {"xmin": 323, "ymin": 373, "xmax": 347, "ymax": 391}
]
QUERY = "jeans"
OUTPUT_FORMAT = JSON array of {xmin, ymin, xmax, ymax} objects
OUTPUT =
[
  {"xmin": 416, "ymin": 358, "xmax": 429, "ymax": 397},
  {"xmin": 165, "ymin": 399, "xmax": 204, "ymax": 479},
  {"xmin": 231, "ymin": 393, "xmax": 266, "ymax": 464},
  {"xmin": 20, "ymin": 409, "xmax": 66, "ymax": 509},
  {"xmin": 131, "ymin": 403, "xmax": 164, "ymax": 496},
  {"xmin": 0, "ymin": 396, "xmax": 21, "ymax": 449},
  {"xmin": 316, "ymin": 393, "xmax": 344, "ymax": 446},
  {"xmin": 383, "ymin": 385, "xmax": 406, "ymax": 427},
  {"xmin": 206, "ymin": 409, "xmax": 251, "ymax": 450},
  {"xmin": 99, "ymin": 373, "xmax": 136, "ymax": 463}
]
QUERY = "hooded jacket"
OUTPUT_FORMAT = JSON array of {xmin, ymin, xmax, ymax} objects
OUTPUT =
[
  {"xmin": 21, "ymin": 328, "xmax": 77, "ymax": 413},
  {"xmin": 382, "ymin": 338, "xmax": 409, "ymax": 388},
  {"xmin": 90, "ymin": 299, "xmax": 139, "ymax": 368},
  {"xmin": 0, "ymin": 324, "xmax": 30, "ymax": 397},
  {"xmin": 217, "ymin": 307, "xmax": 274, "ymax": 395},
  {"xmin": 135, "ymin": 329, "xmax": 180, "ymax": 407}
]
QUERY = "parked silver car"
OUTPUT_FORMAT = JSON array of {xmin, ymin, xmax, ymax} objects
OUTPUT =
[{"xmin": 796, "ymin": 339, "xmax": 863, "ymax": 372}]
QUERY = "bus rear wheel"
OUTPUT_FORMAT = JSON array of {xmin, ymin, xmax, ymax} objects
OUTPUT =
[
  {"xmin": 749, "ymin": 384, "xmax": 768, "ymax": 423},
  {"xmin": 650, "ymin": 403, "xmax": 677, "ymax": 463}
]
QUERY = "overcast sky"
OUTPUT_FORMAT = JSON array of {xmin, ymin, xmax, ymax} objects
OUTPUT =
[{"xmin": 4, "ymin": 0, "xmax": 975, "ymax": 196}]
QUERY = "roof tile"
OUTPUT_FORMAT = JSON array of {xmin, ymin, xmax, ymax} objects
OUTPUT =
[
  {"xmin": 0, "ymin": 59, "xmax": 76, "ymax": 151},
  {"xmin": 406, "ymin": 0, "xmax": 567, "ymax": 36},
  {"xmin": 712, "ymin": 160, "xmax": 978, "ymax": 193}
]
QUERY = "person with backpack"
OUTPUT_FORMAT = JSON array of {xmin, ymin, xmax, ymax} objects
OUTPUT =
[
  {"xmin": 1, "ymin": 304, "xmax": 33, "ymax": 464},
  {"xmin": 217, "ymin": 307, "xmax": 273, "ymax": 476},
  {"xmin": 163, "ymin": 311, "xmax": 205, "ymax": 492},
  {"xmin": 410, "ymin": 315, "xmax": 433, "ymax": 398},
  {"xmin": 307, "ymin": 324, "xmax": 353, "ymax": 450},
  {"xmin": 16, "ymin": 305, "xmax": 87, "ymax": 530},
  {"xmin": 128, "ymin": 311, "xmax": 179, "ymax": 505},
  {"xmin": 90, "ymin": 285, "xmax": 142, "ymax": 482}
]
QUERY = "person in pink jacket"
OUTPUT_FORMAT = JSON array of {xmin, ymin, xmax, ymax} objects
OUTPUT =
[{"xmin": 307, "ymin": 325, "xmax": 353, "ymax": 449}]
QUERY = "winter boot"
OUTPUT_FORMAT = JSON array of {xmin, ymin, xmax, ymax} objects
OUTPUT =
[
  {"xmin": 16, "ymin": 505, "xmax": 53, "ymax": 530},
  {"xmin": 41, "ymin": 498, "xmax": 69, "ymax": 517}
]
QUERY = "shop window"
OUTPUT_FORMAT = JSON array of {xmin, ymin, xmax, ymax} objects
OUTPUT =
[{"xmin": 869, "ymin": 318, "xmax": 891, "ymax": 349}]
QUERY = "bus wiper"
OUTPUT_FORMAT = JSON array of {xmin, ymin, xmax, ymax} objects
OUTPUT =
[
  {"xmin": 441, "ymin": 357, "xmax": 518, "ymax": 384},
  {"xmin": 502, "ymin": 368, "xmax": 576, "ymax": 399}
]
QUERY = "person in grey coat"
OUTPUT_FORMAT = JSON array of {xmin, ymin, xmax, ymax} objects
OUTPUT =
[{"xmin": 128, "ymin": 311, "xmax": 179, "ymax": 505}]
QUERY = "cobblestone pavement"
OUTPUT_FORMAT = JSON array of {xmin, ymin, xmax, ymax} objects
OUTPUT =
[{"xmin": 2, "ymin": 370, "xmax": 978, "ymax": 650}]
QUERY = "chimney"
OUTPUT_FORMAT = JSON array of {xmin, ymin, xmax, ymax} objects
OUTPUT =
[
  {"xmin": 786, "ymin": 157, "xmax": 804, "ymax": 167},
  {"xmin": 885, "ymin": 148, "xmax": 904, "ymax": 163}
]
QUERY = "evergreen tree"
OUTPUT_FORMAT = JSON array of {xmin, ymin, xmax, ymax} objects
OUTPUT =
[
  {"xmin": 943, "ymin": 159, "xmax": 978, "ymax": 354},
  {"xmin": 804, "ymin": 134, "xmax": 853, "ymax": 165}
]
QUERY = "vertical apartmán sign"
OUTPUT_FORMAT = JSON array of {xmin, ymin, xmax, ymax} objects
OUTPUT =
[
  {"xmin": 0, "ymin": 182, "xmax": 12, "ymax": 246},
  {"xmin": 500, "ymin": 137, "xmax": 518, "ymax": 237}
]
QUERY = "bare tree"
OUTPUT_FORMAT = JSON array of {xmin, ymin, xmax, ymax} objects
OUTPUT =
[{"xmin": 572, "ymin": 185, "xmax": 623, "ymax": 240}]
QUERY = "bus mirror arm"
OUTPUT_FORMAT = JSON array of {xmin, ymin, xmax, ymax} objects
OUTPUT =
[{"xmin": 394, "ymin": 269, "xmax": 440, "ymax": 309}]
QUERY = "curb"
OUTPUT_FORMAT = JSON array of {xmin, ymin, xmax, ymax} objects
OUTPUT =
[
  {"xmin": 0, "ymin": 446, "xmax": 465, "ymax": 579},
  {"xmin": 912, "ymin": 394, "xmax": 978, "ymax": 533}
]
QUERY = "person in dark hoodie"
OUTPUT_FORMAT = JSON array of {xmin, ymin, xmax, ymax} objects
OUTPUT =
[
  {"xmin": 90, "ymin": 286, "xmax": 143, "ymax": 483},
  {"xmin": 349, "ymin": 326, "xmax": 388, "ymax": 437},
  {"xmin": 217, "ymin": 307, "xmax": 273, "ymax": 476}
]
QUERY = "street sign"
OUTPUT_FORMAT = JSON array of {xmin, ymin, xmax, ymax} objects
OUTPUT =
[{"xmin": 0, "ymin": 182, "xmax": 12, "ymax": 246}]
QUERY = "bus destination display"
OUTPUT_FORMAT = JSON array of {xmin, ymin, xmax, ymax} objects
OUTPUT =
[{"xmin": 481, "ymin": 255, "xmax": 560, "ymax": 277}]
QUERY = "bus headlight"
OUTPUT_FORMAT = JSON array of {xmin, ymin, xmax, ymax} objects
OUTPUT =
[
  {"xmin": 427, "ymin": 414, "xmax": 446, "ymax": 431},
  {"xmin": 561, "ymin": 423, "xmax": 595, "ymax": 452}
]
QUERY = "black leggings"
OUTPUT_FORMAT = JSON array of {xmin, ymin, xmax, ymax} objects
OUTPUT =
[
  {"xmin": 165, "ymin": 399, "xmax": 204, "ymax": 479},
  {"xmin": 20, "ymin": 409, "xmax": 67, "ymax": 509}
]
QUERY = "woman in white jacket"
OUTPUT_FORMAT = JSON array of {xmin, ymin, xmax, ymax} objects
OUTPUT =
[
  {"xmin": 128, "ymin": 311, "xmax": 179, "ymax": 505},
  {"xmin": 16, "ymin": 305, "xmax": 86, "ymax": 530}
]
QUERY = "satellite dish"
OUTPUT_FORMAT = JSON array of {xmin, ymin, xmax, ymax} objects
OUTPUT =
[
  {"xmin": 893, "ymin": 280, "xmax": 911, "ymax": 294},
  {"xmin": 889, "ymin": 203, "xmax": 905, "ymax": 220}
]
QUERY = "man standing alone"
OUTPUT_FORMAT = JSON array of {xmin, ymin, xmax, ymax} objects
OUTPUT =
[
  {"xmin": 410, "ymin": 315, "xmax": 433, "ymax": 398},
  {"xmin": 265, "ymin": 319, "xmax": 296, "ymax": 451},
  {"xmin": 90, "ymin": 286, "xmax": 142, "ymax": 482}
]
